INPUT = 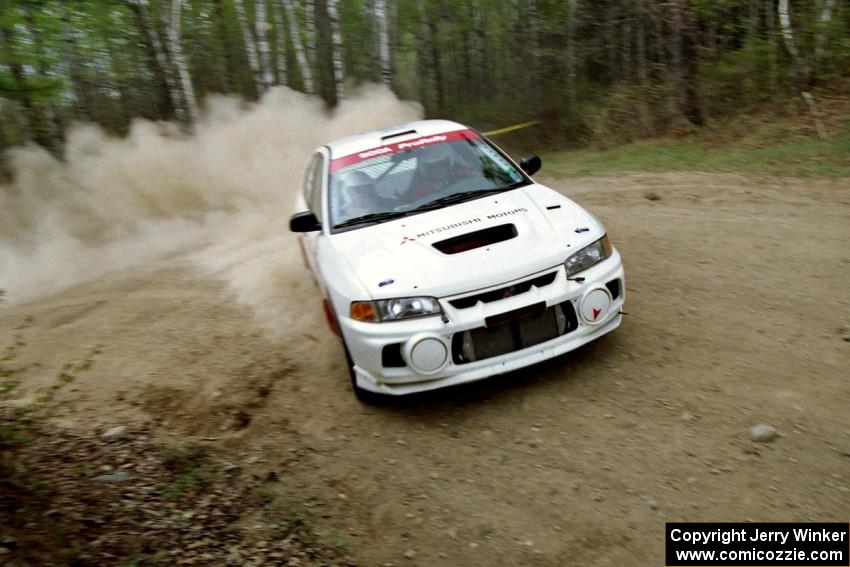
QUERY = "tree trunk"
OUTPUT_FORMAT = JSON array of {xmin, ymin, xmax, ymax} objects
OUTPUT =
[
  {"xmin": 60, "ymin": 5, "xmax": 92, "ymax": 122},
  {"xmin": 672, "ymin": 0, "xmax": 703, "ymax": 126},
  {"xmin": 156, "ymin": 6, "xmax": 181, "ymax": 122},
  {"xmin": 636, "ymin": 0, "xmax": 654, "ymax": 134},
  {"xmin": 414, "ymin": 0, "xmax": 431, "ymax": 111},
  {"xmin": 605, "ymin": 2, "xmax": 616, "ymax": 83},
  {"xmin": 234, "ymin": 0, "xmax": 261, "ymax": 91},
  {"xmin": 273, "ymin": 0, "xmax": 289, "ymax": 85},
  {"xmin": 166, "ymin": 0, "xmax": 199, "ymax": 124},
  {"xmin": 419, "ymin": 0, "xmax": 444, "ymax": 113},
  {"xmin": 778, "ymin": 0, "xmax": 827, "ymax": 138},
  {"xmin": 777, "ymin": 0, "xmax": 798, "ymax": 57},
  {"xmin": 281, "ymin": 0, "xmax": 314, "ymax": 93},
  {"xmin": 326, "ymin": 0, "xmax": 344, "ymax": 103},
  {"xmin": 213, "ymin": 0, "xmax": 237, "ymax": 92},
  {"xmin": 461, "ymin": 5, "xmax": 473, "ymax": 100},
  {"xmin": 815, "ymin": 0, "xmax": 836, "ymax": 61},
  {"xmin": 306, "ymin": 0, "xmax": 316, "ymax": 70},
  {"xmin": 622, "ymin": 2, "xmax": 632, "ymax": 83},
  {"xmin": 566, "ymin": 0, "xmax": 578, "ymax": 109},
  {"xmin": 255, "ymin": 0, "xmax": 274, "ymax": 89},
  {"xmin": 528, "ymin": 0, "xmax": 540, "ymax": 92},
  {"xmin": 374, "ymin": 0, "xmax": 392, "ymax": 88},
  {"xmin": 101, "ymin": 15, "xmax": 131, "ymax": 132},
  {"xmin": 427, "ymin": 19, "xmax": 444, "ymax": 112},
  {"xmin": 126, "ymin": 0, "xmax": 179, "ymax": 120},
  {"xmin": 388, "ymin": 0, "xmax": 398, "ymax": 88},
  {"xmin": 636, "ymin": 0, "xmax": 647, "ymax": 86},
  {"xmin": 472, "ymin": 0, "xmax": 486, "ymax": 94}
]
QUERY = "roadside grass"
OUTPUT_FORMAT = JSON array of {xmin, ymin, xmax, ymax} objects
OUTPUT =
[
  {"xmin": 159, "ymin": 444, "xmax": 209, "ymax": 501},
  {"xmin": 118, "ymin": 551, "xmax": 168, "ymax": 567},
  {"xmin": 1, "ymin": 334, "xmax": 30, "ymax": 395},
  {"xmin": 1, "ymin": 335, "xmax": 102, "ymax": 458},
  {"xmin": 543, "ymin": 135, "xmax": 850, "ymax": 178},
  {"xmin": 0, "ymin": 417, "xmax": 36, "ymax": 450},
  {"xmin": 35, "ymin": 344, "xmax": 102, "ymax": 406}
]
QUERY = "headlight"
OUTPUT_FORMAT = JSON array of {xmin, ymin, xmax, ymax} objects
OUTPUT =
[
  {"xmin": 565, "ymin": 235, "xmax": 613, "ymax": 277},
  {"xmin": 350, "ymin": 297, "xmax": 442, "ymax": 322}
]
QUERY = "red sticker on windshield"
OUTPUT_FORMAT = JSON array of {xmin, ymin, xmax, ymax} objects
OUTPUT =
[{"xmin": 330, "ymin": 129, "xmax": 480, "ymax": 173}]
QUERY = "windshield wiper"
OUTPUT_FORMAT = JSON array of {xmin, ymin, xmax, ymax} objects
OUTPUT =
[
  {"xmin": 333, "ymin": 211, "xmax": 410, "ymax": 229},
  {"xmin": 410, "ymin": 186, "xmax": 519, "ymax": 212}
]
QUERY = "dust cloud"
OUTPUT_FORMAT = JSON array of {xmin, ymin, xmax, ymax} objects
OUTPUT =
[{"xmin": 0, "ymin": 85, "xmax": 420, "ymax": 333}]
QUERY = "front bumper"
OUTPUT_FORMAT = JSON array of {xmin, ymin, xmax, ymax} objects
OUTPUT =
[{"xmin": 340, "ymin": 251, "xmax": 625, "ymax": 395}]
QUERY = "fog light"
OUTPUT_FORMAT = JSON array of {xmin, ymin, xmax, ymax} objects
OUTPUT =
[
  {"xmin": 580, "ymin": 288, "xmax": 612, "ymax": 324},
  {"xmin": 406, "ymin": 336, "xmax": 448, "ymax": 374}
]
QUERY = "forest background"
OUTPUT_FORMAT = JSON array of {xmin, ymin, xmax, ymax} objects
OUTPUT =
[{"xmin": 0, "ymin": 0, "xmax": 848, "ymax": 167}]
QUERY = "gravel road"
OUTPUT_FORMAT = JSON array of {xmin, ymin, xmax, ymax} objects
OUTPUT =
[{"xmin": 2, "ymin": 172, "xmax": 848, "ymax": 566}]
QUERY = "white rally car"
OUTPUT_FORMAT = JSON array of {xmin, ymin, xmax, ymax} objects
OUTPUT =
[{"xmin": 290, "ymin": 120, "xmax": 625, "ymax": 401}]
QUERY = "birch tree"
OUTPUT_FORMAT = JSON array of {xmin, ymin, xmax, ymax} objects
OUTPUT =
[
  {"xmin": 255, "ymin": 0, "xmax": 274, "ymax": 89},
  {"xmin": 778, "ymin": 0, "xmax": 804, "ymax": 71},
  {"xmin": 234, "ymin": 0, "xmax": 260, "ymax": 89},
  {"xmin": 816, "ymin": 0, "xmax": 837, "ymax": 60},
  {"xmin": 60, "ymin": 5, "xmax": 92, "ymax": 122},
  {"xmin": 281, "ymin": 0, "xmax": 313, "ymax": 93},
  {"xmin": 326, "ymin": 0, "xmax": 344, "ymax": 102},
  {"xmin": 273, "ymin": 0, "xmax": 289, "ymax": 85},
  {"xmin": 165, "ymin": 0, "xmax": 198, "ymax": 124},
  {"xmin": 374, "ymin": 0, "xmax": 392, "ymax": 88},
  {"xmin": 126, "ymin": 0, "xmax": 178, "ymax": 120},
  {"xmin": 778, "ymin": 0, "xmax": 827, "ymax": 138},
  {"xmin": 306, "ymin": 0, "xmax": 316, "ymax": 70}
]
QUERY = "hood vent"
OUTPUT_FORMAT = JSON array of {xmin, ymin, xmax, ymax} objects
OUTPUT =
[
  {"xmin": 432, "ymin": 224, "xmax": 518, "ymax": 255},
  {"xmin": 381, "ymin": 129, "xmax": 417, "ymax": 140}
]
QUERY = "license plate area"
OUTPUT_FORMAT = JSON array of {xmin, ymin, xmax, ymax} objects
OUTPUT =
[{"xmin": 452, "ymin": 301, "xmax": 579, "ymax": 364}]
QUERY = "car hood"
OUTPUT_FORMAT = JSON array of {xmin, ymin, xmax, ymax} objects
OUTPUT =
[{"xmin": 329, "ymin": 183, "xmax": 605, "ymax": 299}]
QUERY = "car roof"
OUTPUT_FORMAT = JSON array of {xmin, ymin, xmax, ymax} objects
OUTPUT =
[{"xmin": 325, "ymin": 119, "xmax": 470, "ymax": 159}]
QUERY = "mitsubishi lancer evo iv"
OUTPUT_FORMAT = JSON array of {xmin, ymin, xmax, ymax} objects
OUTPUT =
[{"xmin": 290, "ymin": 119, "xmax": 625, "ymax": 401}]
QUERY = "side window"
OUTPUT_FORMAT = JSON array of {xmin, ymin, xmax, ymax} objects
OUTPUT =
[
  {"xmin": 303, "ymin": 153, "xmax": 324, "ymax": 217},
  {"xmin": 310, "ymin": 155, "xmax": 324, "ymax": 215},
  {"xmin": 303, "ymin": 155, "xmax": 319, "ymax": 206}
]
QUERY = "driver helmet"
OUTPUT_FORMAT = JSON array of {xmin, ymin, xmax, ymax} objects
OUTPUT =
[
  {"xmin": 339, "ymin": 170, "xmax": 378, "ymax": 217},
  {"xmin": 419, "ymin": 145, "xmax": 452, "ymax": 185}
]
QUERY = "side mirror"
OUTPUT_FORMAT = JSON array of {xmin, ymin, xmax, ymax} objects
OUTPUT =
[
  {"xmin": 289, "ymin": 211, "xmax": 321, "ymax": 232},
  {"xmin": 520, "ymin": 155, "xmax": 542, "ymax": 176}
]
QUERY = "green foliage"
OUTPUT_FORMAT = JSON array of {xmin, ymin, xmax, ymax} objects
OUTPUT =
[{"xmin": 700, "ymin": 38, "xmax": 787, "ymax": 115}]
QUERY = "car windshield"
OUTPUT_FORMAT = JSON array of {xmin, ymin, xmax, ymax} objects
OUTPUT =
[{"xmin": 328, "ymin": 130, "xmax": 528, "ymax": 231}]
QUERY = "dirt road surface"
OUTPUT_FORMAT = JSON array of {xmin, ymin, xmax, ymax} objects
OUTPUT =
[{"xmin": 2, "ymin": 172, "xmax": 849, "ymax": 566}]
